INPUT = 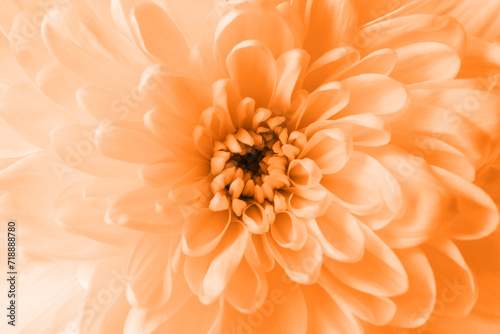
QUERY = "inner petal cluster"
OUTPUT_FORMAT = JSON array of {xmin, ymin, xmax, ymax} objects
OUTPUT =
[{"xmin": 208, "ymin": 108, "xmax": 307, "ymax": 233}]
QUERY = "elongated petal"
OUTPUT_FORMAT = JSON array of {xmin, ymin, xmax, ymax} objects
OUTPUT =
[
  {"xmin": 390, "ymin": 42, "xmax": 461, "ymax": 84},
  {"xmin": 336, "ymin": 74, "xmax": 408, "ymax": 118},
  {"xmin": 266, "ymin": 233, "xmax": 322, "ymax": 284},
  {"xmin": 226, "ymin": 40, "xmax": 277, "ymax": 108},
  {"xmin": 182, "ymin": 209, "xmax": 231, "ymax": 256},
  {"xmin": 224, "ymin": 257, "xmax": 268, "ymax": 313},
  {"xmin": 319, "ymin": 266, "xmax": 397, "ymax": 325},
  {"xmin": 303, "ymin": 284, "xmax": 362, "ymax": 333},
  {"xmin": 131, "ymin": 2, "xmax": 190, "ymax": 73},
  {"xmin": 423, "ymin": 239, "xmax": 477, "ymax": 317},
  {"xmin": 324, "ymin": 224, "xmax": 408, "ymax": 296},
  {"xmin": 389, "ymin": 247, "xmax": 436, "ymax": 328},
  {"xmin": 300, "ymin": 128, "xmax": 352, "ymax": 174},
  {"xmin": 307, "ymin": 201, "xmax": 365, "ymax": 262},
  {"xmin": 126, "ymin": 235, "xmax": 174, "ymax": 308}
]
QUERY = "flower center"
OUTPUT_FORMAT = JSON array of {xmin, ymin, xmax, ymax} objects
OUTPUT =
[{"xmin": 208, "ymin": 108, "xmax": 307, "ymax": 233}]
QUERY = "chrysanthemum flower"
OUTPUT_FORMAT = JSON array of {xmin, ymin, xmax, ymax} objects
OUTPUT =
[{"xmin": 1, "ymin": 0, "xmax": 500, "ymax": 333}]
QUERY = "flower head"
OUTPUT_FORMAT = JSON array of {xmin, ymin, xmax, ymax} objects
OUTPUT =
[{"xmin": 1, "ymin": 0, "xmax": 500, "ymax": 333}]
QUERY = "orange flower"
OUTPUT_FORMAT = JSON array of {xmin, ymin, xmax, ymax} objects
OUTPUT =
[{"xmin": 1, "ymin": 0, "xmax": 500, "ymax": 333}]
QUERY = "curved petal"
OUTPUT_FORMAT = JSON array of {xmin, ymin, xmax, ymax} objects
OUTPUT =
[
  {"xmin": 368, "ymin": 146, "xmax": 458, "ymax": 247},
  {"xmin": 410, "ymin": 86, "xmax": 500, "ymax": 141},
  {"xmin": 269, "ymin": 48, "xmax": 310, "ymax": 111},
  {"xmin": 391, "ymin": 102, "xmax": 493, "ymax": 170},
  {"xmin": 140, "ymin": 69, "xmax": 212, "ymax": 129},
  {"xmin": 184, "ymin": 221, "xmax": 249, "ymax": 304},
  {"xmin": 301, "ymin": 0, "xmax": 357, "ymax": 61},
  {"xmin": 302, "ymin": 47, "xmax": 360, "ymax": 91},
  {"xmin": 307, "ymin": 201, "xmax": 365, "ymax": 262},
  {"xmin": 358, "ymin": 15, "xmax": 466, "ymax": 57},
  {"xmin": 389, "ymin": 247, "xmax": 436, "ymax": 328},
  {"xmin": 244, "ymin": 234, "xmax": 275, "ymax": 273},
  {"xmin": 265, "ymin": 233, "xmax": 322, "ymax": 284},
  {"xmin": 305, "ymin": 114, "xmax": 391, "ymax": 147},
  {"xmin": 432, "ymin": 166, "xmax": 499, "ymax": 240},
  {"xmin": 422, "ymin": 239, "xmax": 477, "ymax": 317},
  {"xmin": 319, "ymin": 266, "xmax": 397, "ymax": 325},
  {"xmin": 287, "ymin": 158, "xmax": 322, "ymax": 189},
  {"xmin": 324, "ymin": 223, "xmax": 408, "ymax": 297},
  {"xmin": 182, "ymin": 209, "xmax": 231, "ymax": 256},
  {"xmin": 303, "ymin": 284, "xmax": 362, "ymax": 334},
  {"xmin": 270, "ymin": 211, "xmax": 308, "ymax": 251},
  {"xmin": 321, "ymin": 150, "xmax": 403, "ymax": 222},
  {"xmin": 55, "ymin": 179, "xmax": 137, "ymax": 246},
  {"xmin": 106, "ymin": 187, "xmax": 184, "ymax": 234},
  {"xmin": 226, "ymin": 40, "xmax": 277, "ymax": 108},
  {"xmin": 41, "ymin": 5, "xmax": 142, "ymax": 84},
  {"xmin": 332, "ymin": 48, "xmax": 397, "ymax": 81},
  {"xmin": 294, "ymin": 81, "xmax": 349, "ymax": 129},
  {"xmin": 224, "ymin": 257, "xmax": 268, "ymax": 313},
  {"xmin": 299, "ymin": 128, "xmax": 352, "ymax": 174},
  {"xmin": 51, "ymin": 123, "xmax": 140, "ymax": 178},
  {"xmin": 97, "ymin": 121, "xmax": 168, "ymax": 164},
  {"xmin": 390, "ymin": 42, "xmax": 461, "ymax": 84},
  {"xmin": 214, "ymin": 3, "xmax": 298, "ymax": 63},
  {"xmin": 124, "ymin": 268, "xmax": 193, "ymax": 334},
  {"xmin": 126, "ymin": 235, "xmax": 174, "ymax": 309},
  {"xmin": 336, "ymin": 74, "xmax": 409, "ymax": 118},
  {"xmin": 131, "ymin": 2, "xmax": 190, "ymax": 73},
  {"xmin": 0, "ymin": 83, "xmax": 74, "ymax": 149},
  {"xmin": 213, "ymin": 268, "xmax": 307, "ymax": 334}
]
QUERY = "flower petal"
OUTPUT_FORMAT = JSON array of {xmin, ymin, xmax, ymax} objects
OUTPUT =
[
  {"xmin": 142, "ymin": 67, "xmax": 211, "ymax": 118},
  {"xmin": 51, "ymin": 123, "xmax": 140, "ymax": 178},
  {"xmin": 389, "ymin": 247, "xmax": 436, "ymax": 328},
  {"xmin": 358, "ymin": 15, "xmax": 466, "ymax": 57},
  {"xmin": 131, "ymin": 2, "xmax": 190, "ymax": 73},
  {"xmin": 224, "ymin": 257, "xmax": 268, "ymax": 313},
  {"xmin": 307, "ymin": 201, "xmax": 365, "ymax": 262},
  {"xmin": 319, "ymin": 266, "xmax": 397, "ymax": 325},
  {"xmin": 303, "ymin": 284, "xmax": 362, "ymax": 334},
  {"xmin": 432, "ymin": 166, "xmax": 499, "ymax": 240},
  {"xmin": 55, "ymin": 179, "xmax": 137, "ymax": 246},
  {"xmin": 332, "ymin": 48, "xmax": 397, "ymax": 81},
  {"xmin": 368, "ymin": 146, "xmax": 458, "ymax": 247},
  {"xmin": 324, "ymin": 223, "xmax": 408, "ymax": 296},
  {"xmin": 226, "ymin": 40, "xmax": 277, "ymax": 108},
  {"xmin": 214, "ymin": 3, "xmax": 298, "ymax": 62},
  {"xmin": 299, "ymin": 128, "xmax": 352, "ymax": 174},
  {"xmin": 41, "ymin": 5, "xmax": 142, "ymax": 84},
  {"xmin": 294, "ymin": 81, "xmax": 349, "ymax": 129},
  {"xmin": 423, "ymin": 239, "xmax": 477, "ymax": 317},
  {"xmin": 182, "ymin": 209, "xmax": 231, "ymax": 256},
  {"xmin": 288, "ymin": 158, "xmax": 322, "ymax": 189},
  {"xmin": 300, "ymin": 0, "xmax": 357, "ymax": 61},
  {"xmin": 302, "ymin": 47, "xmax": 360, "ymax": 91},
  {"xmin": 184, "ymin": 221, "xmax": 249, "ymax": 304},
  {"xmin": 269, "ymin": 48, "xmax": 310, "ymax": 111},
  {"xmin": 305, "ymin": 114, "xmax": 391, "ymax": 147},
  {"xmin": 391, "ymin": 102, "xmax": 493, "ymax": 170},
  {"xmin": 390, "ymin": 42, "xmax": 461, "ymax": 84},
  {"xmin": 0, "ymin": 84, "xmax": 74, "ymax": 149},
  {"xmin": 321, "ymin": 151, "xmax": 395, "ymax": 218},
  {"xmin": 336, "ymin": 74, "xmax": 408, "ymax": 118},
  {"xmin": 214, "ymin": 267, "xmax": 307, "ymax": 334},
  {"xmin": 97, "ymin": 121, "xmax": 168, "ymax": 164},
  {"xmin": 106, "ymin": 187, "xmax": 184, "ymax": 234},
  {"xmin": 244, "ymin": 234, "xmax": 275, "ymax": 272},
  {"xmin": 266, "ymin": 233, "xmax": 322, "ymax": 284},
  {"xmin": 126, "ymin": 235, "xmax": 175, "ymax": 309},
  {"xmin": 270, "ymin": 211, "xmax": 307, "ymax": 251}
]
